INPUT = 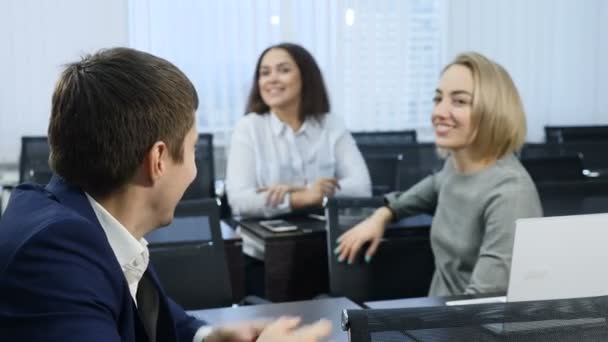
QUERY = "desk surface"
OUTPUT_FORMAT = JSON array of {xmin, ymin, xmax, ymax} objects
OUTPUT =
[
  {"xmin": 189, "ymin": 297, "xmax": 360, "ymax": 342},
  {"xmin": 238, "ymin": 213, "xmax": 432, "ymax": 241},
  {"xmin": 364, "ymin": 292, "xmax": 504, "ymax": 309}
]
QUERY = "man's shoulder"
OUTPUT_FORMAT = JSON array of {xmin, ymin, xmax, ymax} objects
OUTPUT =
[{"xmin": 0, "ymin": 183, "xmax": 107, "ymax": 272}]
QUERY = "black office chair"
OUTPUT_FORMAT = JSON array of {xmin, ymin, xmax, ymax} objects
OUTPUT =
[
  {"xmin": 19, "ymin": 136, "xmax": 53, "ymax": 185},
  {"xmin": 545, "ymin": 125, "xmax": 608, "ymax": 143},
  {"xmin": 352, "ymin": 130, "xmax": 417, "ymax": 158},
  {"xmin": 182, "ymin": 133, "xmax": 216, "ymax": 200},
  {"xmin": 362, "ymin": 155, "xmax": 401, "ymax": 196},
  {"xmin": 396, "ymin": 143, "xmax": 443, "ymax": 191},
  {"xmin": 519, "ymin": 142, "xmax": 562, "ymax": 159},
  {"xmin": 146, "ymin": 198, "xmax": 232, "ymax": 310},
  {"xmin": 536, "ymin": 180, "xmax": 608, "ymax": 216},
  {"xmin": 520, "ymin": 154, "xmax": 586, "ymax": 183},
  {"xmin": 352, "ymin": 130, "xmax": 417, "ymax": 145},
  {"xmin": 324, "ymin": 197, "xmax": 434, "ymax": 304}
]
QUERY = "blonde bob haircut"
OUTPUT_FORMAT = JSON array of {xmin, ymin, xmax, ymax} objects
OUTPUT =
[{"xmin": 443, "ymin": 52, "xmax": 527, "ymax": 160}]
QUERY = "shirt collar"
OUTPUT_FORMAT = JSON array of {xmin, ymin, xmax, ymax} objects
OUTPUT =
[
  {"xmin": 85, "ymin": 193, "xmax": 149, "ymax": 271},
  {"xmin": 269, "ymin": 111, "xmax": 312, "ymax": 137}
]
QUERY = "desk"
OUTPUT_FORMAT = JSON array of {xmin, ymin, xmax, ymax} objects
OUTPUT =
[
  {"xmin": 238, "ymin": 214, "xmax": 432, "ymax": 302},
  {"xmin": 238, "ymin": 216, "xmax": 328, "ymax": 302},
  {"xmin": 365, "ymin": 292, "xmax": 503, "ymax": 309},
  {"xmin": 189, "ymin": 297, "xmax": 361, "ymax": 342}
]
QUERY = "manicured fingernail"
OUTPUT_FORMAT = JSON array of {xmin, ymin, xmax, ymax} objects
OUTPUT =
[
  {"xmin": 347, "ymin": 259, "xmax": 352, "ymax": 265},
  {"xmin": 333, "ymin": 246, "xmax": 340, "ymax": 255},
  {"xmin": 337, "ymin": 256, "xmax": 344, "ymax": 263},
  {"xmin": 365, "ymin": 255, "xmax": 372, "ymax": 263},
  {"xmin": 336, "ymin": 238, "xmax": 341, "ymax": 243}
]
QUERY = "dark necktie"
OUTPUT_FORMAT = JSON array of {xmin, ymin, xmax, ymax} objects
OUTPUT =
[{"xmin": 136, "ymin": 273, "xmax": 159, "ymax": 342}]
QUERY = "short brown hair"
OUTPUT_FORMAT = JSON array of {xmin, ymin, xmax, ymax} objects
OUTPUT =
[
  {"xmin": 48, "ymin": 47, "xmax": 198, "ymax": 197},
  {"xmin": 245, "ymin": 43, "xmax": 330, "ymax": 121},
  {"xmin": 444, "ymin": 52, "xmax": 526, "ymax": 160}
]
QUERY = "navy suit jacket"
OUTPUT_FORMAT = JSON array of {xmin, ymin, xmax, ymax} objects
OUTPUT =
[{"xmin": 0, "ymin": 176, "xmax": 206, "ymax": 341}]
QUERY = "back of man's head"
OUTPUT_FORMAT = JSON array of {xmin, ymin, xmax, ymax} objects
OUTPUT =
[{"xmin": 48, "ymin": 47, "xmax": 198, "ymax": 198}]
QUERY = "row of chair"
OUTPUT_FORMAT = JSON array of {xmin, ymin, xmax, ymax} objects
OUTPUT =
[
  {"xmin": 18, "ymin": 134, "xmax": 217, "ymax": 199},
  {"xmin": 16, "ymin": 124, "xmax": 608, "ymax": 194}
]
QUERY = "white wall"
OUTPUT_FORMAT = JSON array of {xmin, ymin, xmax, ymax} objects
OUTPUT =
[
  {"xmin": 0, "ymin": 0, "xmax": 128, "ymax": 164},
  {"xmin": 1, "ymin": 0, "xmax": 606, "ymax": 165},
  {"xmin": 445, "ymin": 0, "xmax": 608, "ymax": 141}
]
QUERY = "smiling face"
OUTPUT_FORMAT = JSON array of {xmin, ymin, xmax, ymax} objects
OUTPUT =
[
  {"xmin": 257, "ymin": 48, "xmax": 302, "ymax": 113},
  {"xmin": 432, "ymin": 64, "xmax": 477, "ymax": 153}
]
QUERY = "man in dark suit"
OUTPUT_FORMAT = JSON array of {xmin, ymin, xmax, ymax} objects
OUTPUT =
[{"xmin": 0, "ymin": 47, "xmax": 330, "ymax": 342}]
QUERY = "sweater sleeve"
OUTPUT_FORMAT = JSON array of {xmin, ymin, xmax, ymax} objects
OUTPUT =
[{"xmin": 384, "ymin": 171, "xmax": 440, "ymax": 220}]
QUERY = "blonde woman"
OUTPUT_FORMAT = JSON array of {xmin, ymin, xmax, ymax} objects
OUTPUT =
[{"xmin": 335, "ymin": 52, "xmax": 543, "ymax": 296}]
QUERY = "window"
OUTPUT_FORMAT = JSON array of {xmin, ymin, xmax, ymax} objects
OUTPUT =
[{"xmin": 128, "ymin": 0, "xmax": 443, "ymax": 144}]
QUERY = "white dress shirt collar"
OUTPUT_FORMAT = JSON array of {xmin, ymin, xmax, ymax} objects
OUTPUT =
[
  {"xmin": 85, "ymin": 193, "xmax": 149, "ymax": 303},
  {"xmin": 269, "ymin": 111, "xmax": 312, "ymax": 137}
]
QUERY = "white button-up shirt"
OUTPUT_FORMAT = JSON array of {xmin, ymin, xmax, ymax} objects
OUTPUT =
[
  {"xmin": 86, "ymin": 193, "xmax": 149, "ymax": 304},
  {"xmin": 86, "ymin": 194, "xmax": 211, "ymax": 341},
  {"xmin": 226, "ymin": 112, "xmax": 372, "ymax": 218}
]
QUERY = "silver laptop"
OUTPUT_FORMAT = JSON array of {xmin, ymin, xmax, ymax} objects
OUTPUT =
[
  {"xmin": 507, "ymin": 213, "xmax": 608, "ymax": 302},
  {"xmin": 482, "ymin": 214, "xmax": 608, "ymax": 334},
  {"xmin": 448, "ymin": 213, "xmax": 608, "ymax": 306}
]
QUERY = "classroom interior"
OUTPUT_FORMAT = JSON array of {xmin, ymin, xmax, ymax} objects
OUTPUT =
[{"xmin": 1, "ymin": 0, "xmax": 608, "ymax": 340}]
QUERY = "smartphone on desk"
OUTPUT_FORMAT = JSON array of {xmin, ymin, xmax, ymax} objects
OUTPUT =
[{"xmin": 259, "ymin": 219, "xmax": 298, "ymax": 233}]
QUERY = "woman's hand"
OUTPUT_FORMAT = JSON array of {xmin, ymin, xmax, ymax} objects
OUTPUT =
[
  {"xmin": 309, "ymin": 177, "xmax": 340, "ymax": 198},
  {"xmin": 334, "ymin": 207, "xmax": 393, "ymax": 264},
  {"xmin": 257, "ymin": 184, "xmax": 304, "ymax": 207}
]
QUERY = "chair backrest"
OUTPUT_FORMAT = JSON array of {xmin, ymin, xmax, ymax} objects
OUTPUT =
[
  {"xmin": 19, "ymin": 136, "xmax": 52, "ymax": 185},
  {"xmin": 352, "ymin": 131, "xmax": 417, "ymax": 161},
  {"xmin": 535, "ymin": 180, "xmax": 608, "ymax": 216},
  {"xmin": 545, "ymin": 125, "xmax": 608, "ymax": 143},
  {"xmin": 396, "ymin": 143, "xmax": 444, "ymax": 191},
  {"xmin": 182, "ymin": 133, "xmax": 215, "ymax": 200},
  {"xmin": 520, "ymin": 154, "xmax": 585, "ymax": 183},
  {"xmin": 352, "ymin": 130, "xmax": 417, "ymax": 146},
  {"xmin": 361, "ymin": 155, "xmax": 401, "ymax": 195},
  {"xmin": 521, "ymin": 141, "xmax": 608, "ymax": 178},
  {"xmin": 145, "ymin": 198, "xmax": 232, "ymax": 309},
  {"xmin": 325, "ymin": 197, "xmax": 433, "ymax": 303}
]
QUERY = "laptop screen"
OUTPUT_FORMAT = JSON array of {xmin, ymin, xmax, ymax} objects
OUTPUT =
[{"xmin": 507, "ymin": 213, "xmax": 608, "ymax": 302}]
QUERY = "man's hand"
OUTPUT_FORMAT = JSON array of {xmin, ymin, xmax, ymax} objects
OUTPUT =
[
  {"xmin": 256, "ymin": 317, "xmax": 332, "ymax": 342},
  {"xmin": 204, "ymin": 320, "xmax": 269, "ymax": 342}
]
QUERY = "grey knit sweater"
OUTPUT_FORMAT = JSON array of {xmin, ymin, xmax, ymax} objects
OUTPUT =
[{"xmin": 386, "ymin": 154, "xmax": 543, "ymax": 296}]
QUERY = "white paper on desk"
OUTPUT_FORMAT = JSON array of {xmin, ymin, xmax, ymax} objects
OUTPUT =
[
  {"xmin": 445, "ymin": 296, "xmax": 506, "ymax": 306},
  {"xmin": 237, "ymin": 226, "xmax": 265, "ymax": 260}
]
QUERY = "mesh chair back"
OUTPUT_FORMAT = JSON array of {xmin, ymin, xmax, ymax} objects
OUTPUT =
[
  {"xmin": 325, "ymin": 197, "xmax": 433, "ymax": 304},
  {"xmin": 344, "ymin": 295, "xmax": 608, "ymax": 341}
]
